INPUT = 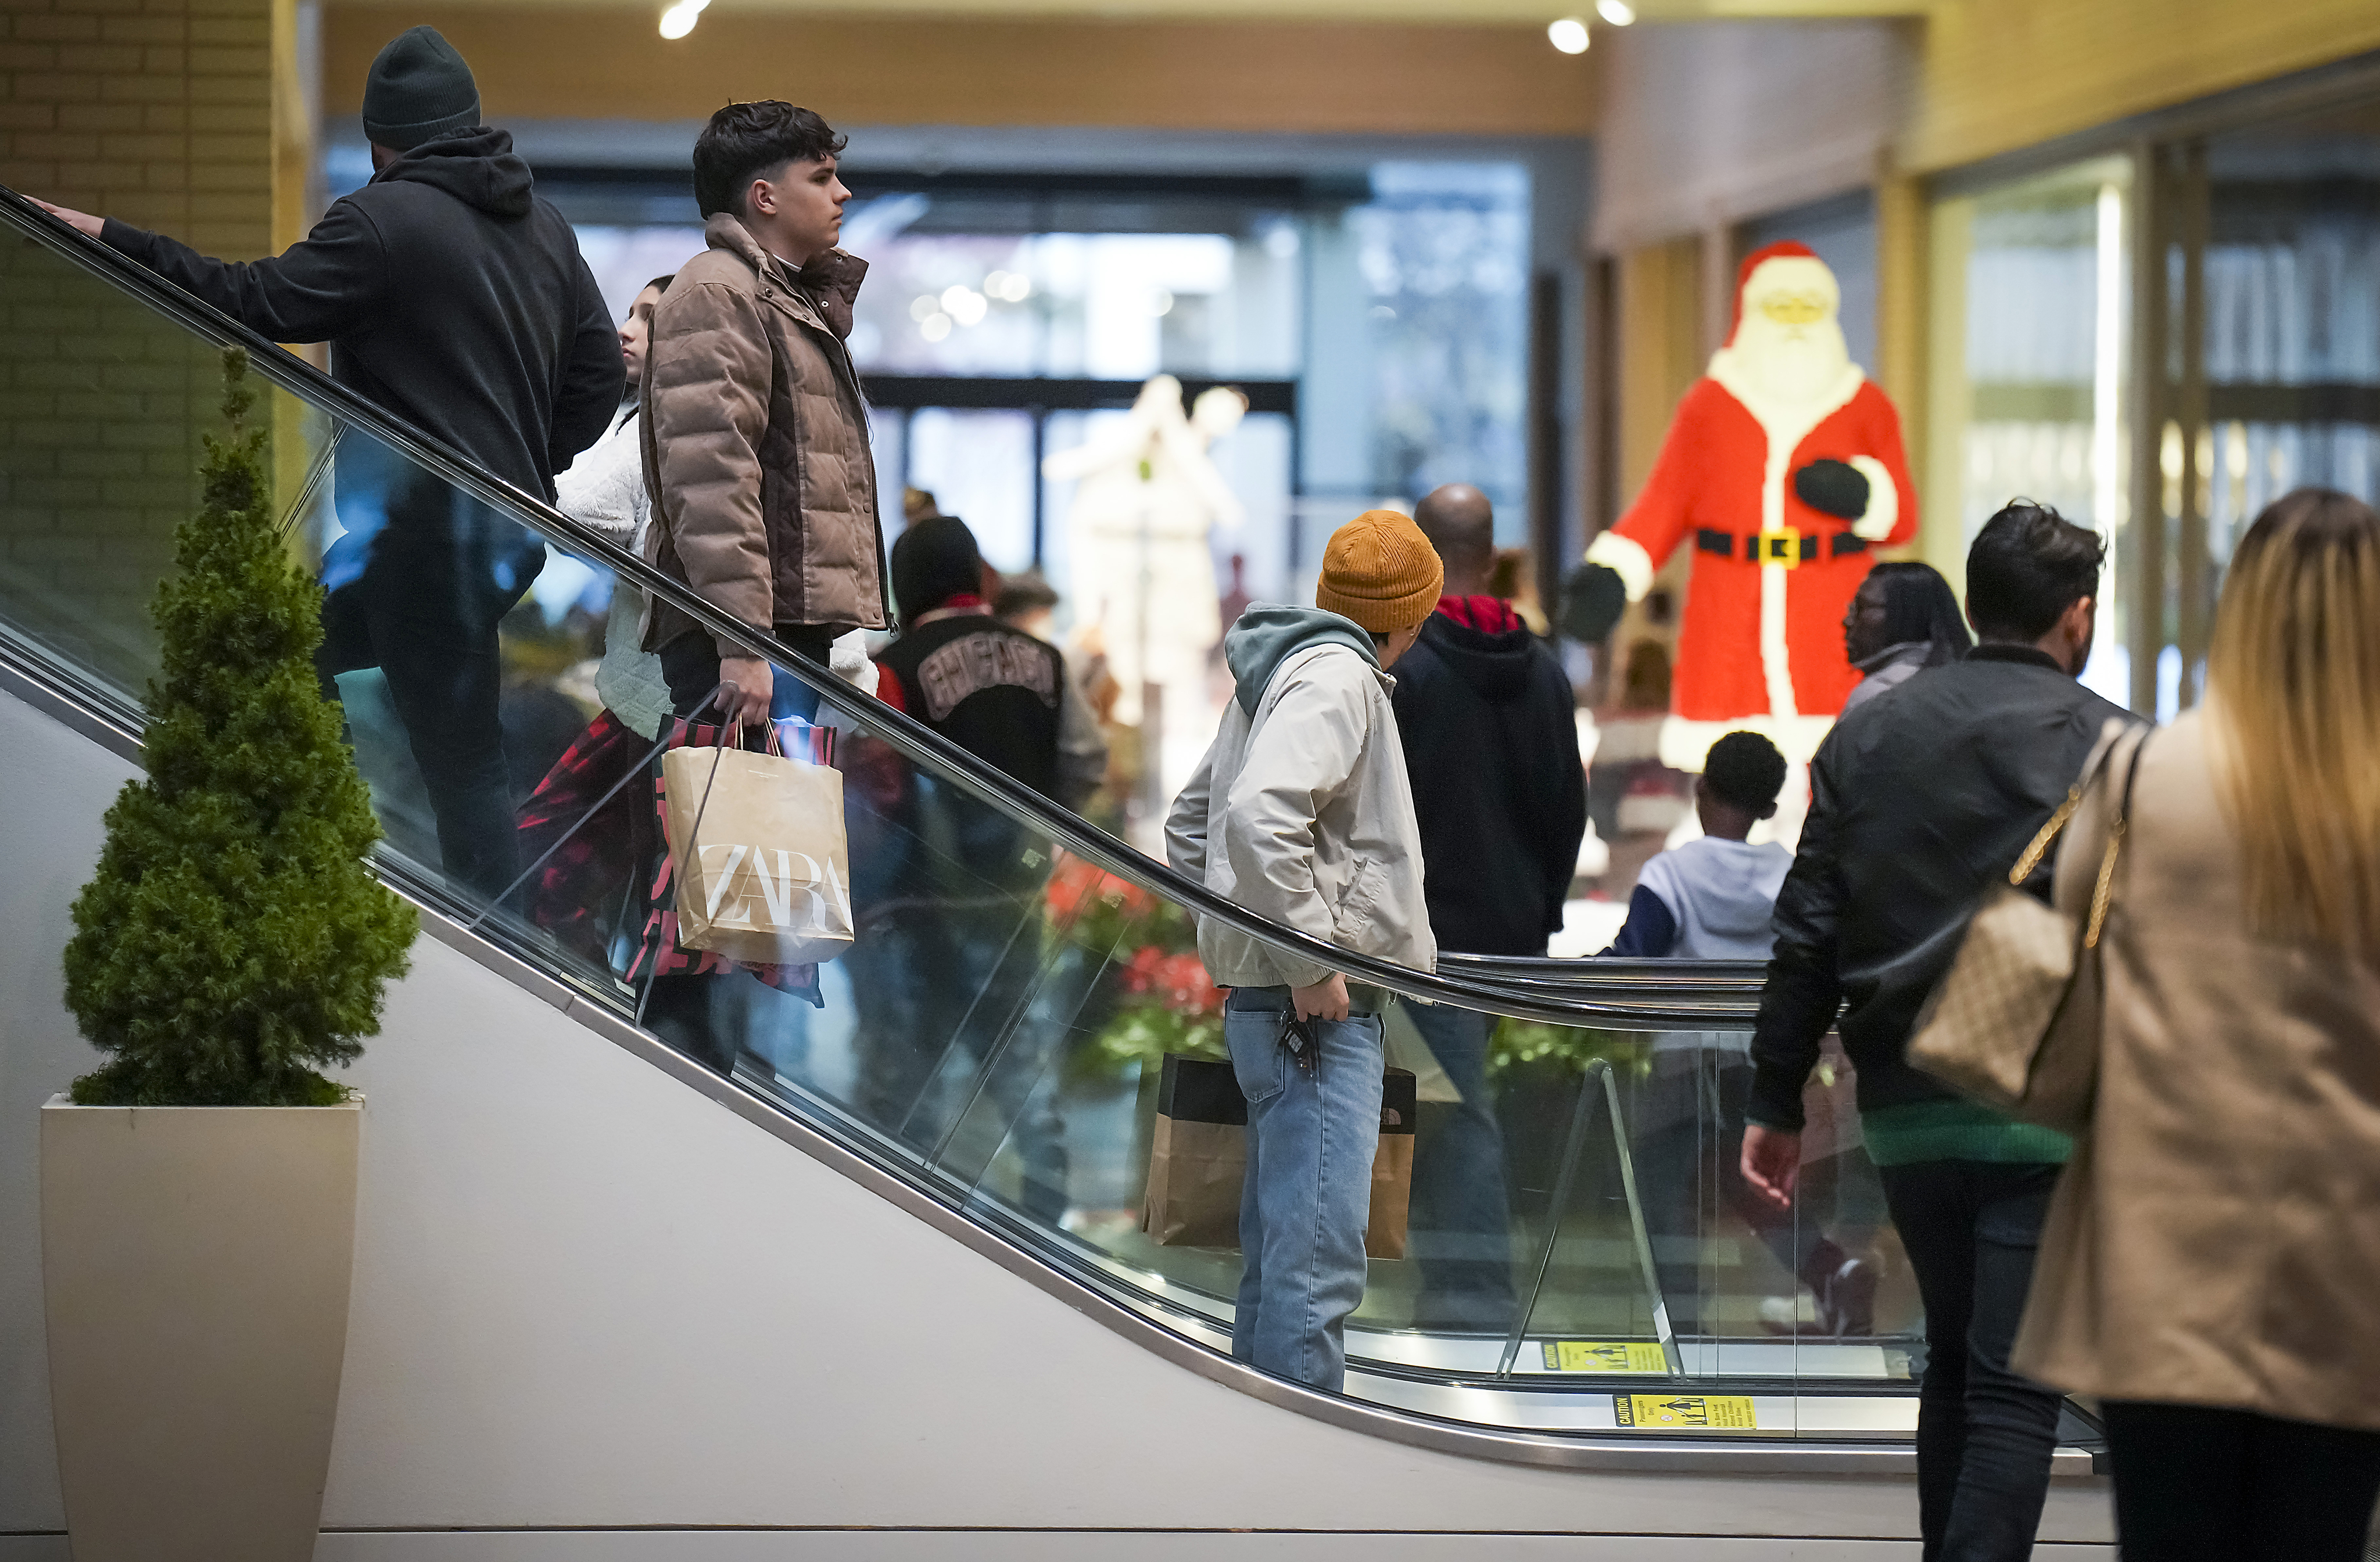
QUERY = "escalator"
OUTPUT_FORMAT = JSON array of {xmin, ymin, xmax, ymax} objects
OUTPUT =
[{"xmin": 0, "ymin": 185, "xmax": 2107, "ymax": 1485}]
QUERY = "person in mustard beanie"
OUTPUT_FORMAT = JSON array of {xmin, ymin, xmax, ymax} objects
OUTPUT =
[{"xmin": 1165, "ymin": 507, "xmax": 1441, "ymax": 1393}]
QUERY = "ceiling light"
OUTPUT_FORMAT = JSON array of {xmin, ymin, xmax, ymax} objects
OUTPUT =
[
  {"xmin": 920, "ymin": 313, "xmax": 952, "ymax": 342},
  {"xmin": 658, "ymin": 0, "xmax": 707, "ymax": 38},
  {"xmin": 1547, "ymin": 16, "xmax": 1589, "ymax": 53},
  {"xmin": 1596, "ymin": 0, "xmax": 1635, "ymax": 24}
]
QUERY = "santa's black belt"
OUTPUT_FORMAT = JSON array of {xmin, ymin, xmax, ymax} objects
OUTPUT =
[{"xmin": 1696, "ymin": 526, "xmax": 1869, "ymax": 568}]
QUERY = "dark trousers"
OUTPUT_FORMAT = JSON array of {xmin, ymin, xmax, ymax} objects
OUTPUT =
[
  {"xmin": 317, "ymin": 497, "xmax": 545, "ymax": 906},
  {"xmin": 1877, "ymin": 1158, "xmax": 2066, "ymax": 1562},
  {"xmin": 2103, "ymin": 1401, "xmax": 2380, "ymax": 1562},
  {"xmin": 1401, "ymin": 1002, "xmax": 1515, "ymax": 1332},
  {"xmin": 1637, "ymin": 1050, "xmax": 1835, "ymax": 1334}
]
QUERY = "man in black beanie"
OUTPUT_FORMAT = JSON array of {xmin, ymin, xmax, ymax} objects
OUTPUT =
[
  {"xmin": 841, "ymin": 515, "xmax": 1100, "ymax": 1215},
  {"xmin": 37, "ymin": 26, "xmax": 623, "ymax": 906}
]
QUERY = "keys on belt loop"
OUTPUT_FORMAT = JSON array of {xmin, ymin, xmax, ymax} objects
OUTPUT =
[{"xmin": 1279, "ymin": 1009, "xmax": 1318, "ymax": 1078}]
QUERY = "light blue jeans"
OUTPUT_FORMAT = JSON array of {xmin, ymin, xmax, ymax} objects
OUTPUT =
[{"xmin": 1225, "ymin": 986, "xmax": 1384, "ymax": 1394}]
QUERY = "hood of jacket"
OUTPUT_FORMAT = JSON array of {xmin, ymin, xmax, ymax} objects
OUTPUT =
[
  {"xmin": 373, "ymin": 125, "xmax": 533, "ymax": 220},
  {"xmin": 1417, "ymin": 611, "xmax": 1537, "ymax": 702},
  {"xmin": 702, "ymin": 212, "xmax": 869, "ymax": 340},
  {"xmin": 1640, "ymin": 836, "xmax": 1792, "ymax": 957},
  {"xmin": 1224, "ymin": 604, "xmax": 1379, "ymax": 717}
]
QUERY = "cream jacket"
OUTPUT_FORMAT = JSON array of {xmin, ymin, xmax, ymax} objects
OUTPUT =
[
  {"xmin": 1164, "ymin": 643, "xmax": 1436, "ymax": 991},
  {"xmin": 2015, "ymin": 709, "xmax": 2380, "ymax": 1430}
]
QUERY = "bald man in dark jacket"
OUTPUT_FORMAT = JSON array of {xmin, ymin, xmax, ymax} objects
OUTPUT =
[{"xmin": 1391, "ymin": 483, "xmax": 1587, "ymax": 1330}]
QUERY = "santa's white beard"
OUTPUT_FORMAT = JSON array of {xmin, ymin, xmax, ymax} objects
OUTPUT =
[{"xmin": 1731, "ymin": 318, "xmax": 1852, "ymax": 404}]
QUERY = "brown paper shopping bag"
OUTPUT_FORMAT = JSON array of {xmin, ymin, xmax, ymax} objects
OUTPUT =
[
  {"xmin": 1142, "ymin": 1053, "xmax": 1417, "ymax": 1259},
  {"xmin": 661, "ymin": 736, "xmax": 855, "ymax": 966},
  {"xmin": 1141, "ymin": 1053, "xmax": 1248, "ymax": 1249},
  {"xmin": 1367, "ymin": 1065, "xmax": 1417, "ymax": 1260}
]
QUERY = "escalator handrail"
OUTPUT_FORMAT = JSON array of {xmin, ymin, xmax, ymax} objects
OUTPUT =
[{"xmin": 0, "ymin": 185, "xmax": 1766, "ymax": 1030}]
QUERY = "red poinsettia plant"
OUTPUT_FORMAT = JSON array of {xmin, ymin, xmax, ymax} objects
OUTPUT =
[{"xmin": 1044, "ymin": 850, "xmax": 1225, "ymax": 1072}]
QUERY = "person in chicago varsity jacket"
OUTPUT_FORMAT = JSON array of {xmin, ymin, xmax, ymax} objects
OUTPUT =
[{"xmin": 845, "ymin": 515, "xmax": 1102, "ymax": 1216}]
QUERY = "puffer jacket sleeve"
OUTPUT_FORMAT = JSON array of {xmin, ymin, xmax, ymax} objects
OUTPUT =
[
  {"xmin": 1220, "ymin": 652, "xmax": 1368, "ymax": 990},
  {"xmin": 647, "ymin": 279, "xmax": 775, "ymax": 653},
  {"xmin": 552, "ymin": 415, "xmax": 640, "ymax": 547}
]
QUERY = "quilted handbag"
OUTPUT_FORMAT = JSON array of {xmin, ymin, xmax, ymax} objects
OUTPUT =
[{"xmin": 1908, "ymin": 723, "xmax": 2148, "ymax": 1135}]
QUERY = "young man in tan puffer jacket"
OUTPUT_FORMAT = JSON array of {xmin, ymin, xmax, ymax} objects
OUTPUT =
[
  {"xmin": 1166, "ymin": 508, "xmax": 1442, "ymax": 1394},
  {"xmin": 641, "ymin": 99, "xmax": 890, "ymax": 732}
]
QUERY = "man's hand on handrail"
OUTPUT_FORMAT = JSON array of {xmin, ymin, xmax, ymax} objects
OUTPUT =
[{"xmin": 31, "ymin": 200, "xmax": 103, "ymax": 240}]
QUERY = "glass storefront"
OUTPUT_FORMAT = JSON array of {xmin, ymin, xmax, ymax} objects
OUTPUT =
[
  {"xmin": 1924, "ymin": 85, "xmax": 2380, "ymax": 720},
  {"xmin": 1926, "ymin": 157, "xmax": 2134, "ymax": 710}
]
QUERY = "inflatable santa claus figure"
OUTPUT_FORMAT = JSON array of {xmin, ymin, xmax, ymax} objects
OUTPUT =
[{"xmin": 1565, "ymin": 241, "xmax": 1917, "ymax": 771}]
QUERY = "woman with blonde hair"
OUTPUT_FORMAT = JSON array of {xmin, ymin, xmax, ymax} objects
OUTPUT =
[{"xmin": 2015, "ymin": 487, "xmax": 2380, "ymax": 1560}]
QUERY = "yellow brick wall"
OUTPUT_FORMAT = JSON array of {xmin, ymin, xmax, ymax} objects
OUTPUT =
[
  {"xmin": 2, "ymin": 0, "xmax": 274, "ymax": 258},
  {"xmin": 0, "ymin": 0, "xmax": 278, "ymax": 672}
]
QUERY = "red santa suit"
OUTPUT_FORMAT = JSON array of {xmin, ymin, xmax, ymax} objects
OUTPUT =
[{"xmin": 1587, "ymin": 242, "xmax": 1918, "ymax": 770}]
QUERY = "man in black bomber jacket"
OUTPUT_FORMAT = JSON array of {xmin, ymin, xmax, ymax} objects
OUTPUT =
[
  {"xmin": 38, "ymin": 27, "xmax": 623, "ymax": 906},
  {"xmin": 1390, "ymin": 483, "xmax": 1587, "ymax": 1331},
  {"xmin": 1742, "ymin": 502, "xmax": 2138, "ymax": 1562}
]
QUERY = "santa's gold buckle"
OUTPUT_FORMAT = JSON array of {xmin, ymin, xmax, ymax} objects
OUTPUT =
[{"xmin": 1756, "ymin": 526, "xmax": 1803, "ymax": 566}]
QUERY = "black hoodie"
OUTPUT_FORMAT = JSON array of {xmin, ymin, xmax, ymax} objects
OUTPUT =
[
  {"xmin": 103, "ymin": 127, "xmax": 622, "ymax": 501},
  {"xmin": 1389, "ymin": 611, "xmax": 1587, "ymax": 956}
]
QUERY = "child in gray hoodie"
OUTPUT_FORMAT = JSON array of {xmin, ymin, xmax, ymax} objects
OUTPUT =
[
  {"xmin": 1608, "ymin": 730, "xmax": 1878, "ymax": 1337},
  {"xmin": 1604, "ymin": 730, "xmax": 1793, "ymax": 960},
  {"xmin": 1166, "ymin": 508, "xmax": 1441, "ymax": 1393}
]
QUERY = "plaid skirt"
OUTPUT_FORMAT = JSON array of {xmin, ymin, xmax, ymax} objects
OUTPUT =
[{"xmin": 515, "ymin": 708, "xmax": 837, "ymax": 1006}]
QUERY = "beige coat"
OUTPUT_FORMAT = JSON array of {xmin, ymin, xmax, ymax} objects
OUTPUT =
[
  {"xmin": 641, "ymin": 213, "xmax": 887, "ymax": 655},
  {"xmin": 2015, "ymin": 708, "xmax": 2380, "ymax": 1429},
  {"xmin": 1164, "ymin": 642, "xmax": 1436, "ymax": 991}
]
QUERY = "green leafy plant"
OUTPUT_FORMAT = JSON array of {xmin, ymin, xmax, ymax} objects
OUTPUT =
[
  {"xmin": 62, "ymin": 349, "xmax": 416, "ymax": 1105},
  {"xmin": 1488, "ymin": 1021, "xmax": 1652, "ymax": 1080}
]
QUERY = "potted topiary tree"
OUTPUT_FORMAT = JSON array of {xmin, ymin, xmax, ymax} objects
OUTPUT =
[{"xmin": 40, "ymin": 349, "xmax": 417, "ymax": 1562}]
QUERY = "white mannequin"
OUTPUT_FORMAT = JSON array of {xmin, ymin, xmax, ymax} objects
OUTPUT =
[{"xmin": 1041, "ymin": 375, "xmax": 1245, "ymax": 732}]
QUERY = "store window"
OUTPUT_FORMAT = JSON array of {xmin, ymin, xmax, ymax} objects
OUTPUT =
[
  {"xmin": 1927, "ymin": 157, "xmax": 2133, "ymax": 709},
  {"xmin": 2200, "ymin": 105, "xmax": 2380, "ymax": 586}
]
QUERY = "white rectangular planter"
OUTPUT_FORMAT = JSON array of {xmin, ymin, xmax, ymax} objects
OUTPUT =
[{"xmin": 41, "ymin": 1096, "xmax": 362, "ymax": 1562}]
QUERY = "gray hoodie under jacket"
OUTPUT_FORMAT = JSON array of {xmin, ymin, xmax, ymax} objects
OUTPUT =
[{"xmin": 1165, "ymin": 605, "xmax": 1436, "ymax": 992}]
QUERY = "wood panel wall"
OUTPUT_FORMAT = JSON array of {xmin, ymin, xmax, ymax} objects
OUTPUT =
[
  {"xmin": 1589, "ymin": 18, "xmax": 1913, "ymax": 253},
  {"xmin": 321, "ymin": 5, "xmax": 1597, "ymax": 137},
  {"xmin": 1903, "ymin": 0, "xmax": 2380, "ymax": 173}
]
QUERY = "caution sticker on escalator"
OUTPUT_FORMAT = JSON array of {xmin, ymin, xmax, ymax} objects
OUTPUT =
[
  {"xmin": 1614, "ymin": 1394, "xmax": 1758, "ymax": 1431},
  {"xmin": 1542, "ymin": 1341, "xmax": 1669, "ymax": 1373}
]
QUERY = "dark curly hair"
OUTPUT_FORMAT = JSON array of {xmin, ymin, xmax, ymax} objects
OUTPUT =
[
  {"xmin": 1704, "ymin": 730, "xmax": 1787, "ymax": 815},
  {"xmin": 693, "ymin": 100, "xmax": 847, "ymax": 220}
]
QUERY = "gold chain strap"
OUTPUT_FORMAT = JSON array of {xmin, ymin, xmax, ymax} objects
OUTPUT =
[
  {"xmin": 2009, "ymin": 727, "xmax": 2144, "ymax": 949},
  {"xmin": 2084, "ymin": 818, "xmax": 2127, "ymax": 950},
  {"xmin": 2008, "ymin": 787, "xmax": 2084, "ymax": 886}
]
